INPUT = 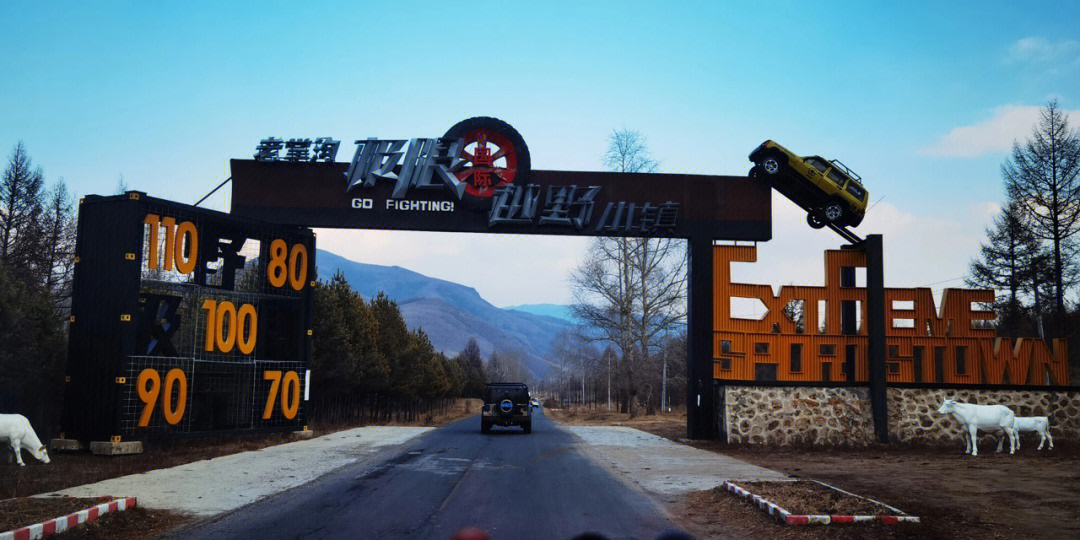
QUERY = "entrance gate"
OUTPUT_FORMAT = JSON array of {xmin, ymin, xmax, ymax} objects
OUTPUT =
[{"xmin": 229, "ymin": 117, "xmax": 772, "ymax": 439}]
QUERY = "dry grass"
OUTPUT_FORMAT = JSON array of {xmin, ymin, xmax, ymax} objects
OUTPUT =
[
  {"xmin": 309, "ymin": 398, "xmax": 481, "ymax": 433},
  {"xmin": 0, "ymin": 497, "xmax": 104, "ymax": 532},
  {"xmin": 545, "ymin": 404, "xmax": 688, "ymax": 435},
  {"xmin": 571, "ymin": 412, "xmax": 1078, "ymax": 539},
  {"xmin": 48, "ymin": 507, "xmax": 190, "ymax": 540}
]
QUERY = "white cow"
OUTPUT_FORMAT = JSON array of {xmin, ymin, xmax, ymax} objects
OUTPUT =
[
  {"xmin": 936, "ymin": 399, "xmax": 1017, "ymax": 456},
  {"xmin": 991, "ymin": 416, "xmax": 1054, "ymax": 452},
  {"xmin": 0, "ymin": 414, "xmax": 50, "ymax": 466}
]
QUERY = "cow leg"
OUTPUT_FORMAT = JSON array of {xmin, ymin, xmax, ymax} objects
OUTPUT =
[
  {"xmin": 994, "ymin": 432, "xmax": 1004, "ymax": 453},
  {"xmin": 962, "ymin": 430, "xmax": 971, "ymax": 454},
  {"xmin": 1007, "ymin": 427, "xmax": 1017, "ymax": 455},
  {"xmin": 9, "ymin": 440, "xmax": 25, "ymax": 466},
  {"xmin": 1046, "ymin": 430, "xmax": 1053, "ymax": 450},
  {"xmin": 968, "ymin": 425, "xmax": 979, "ymax": 456}
]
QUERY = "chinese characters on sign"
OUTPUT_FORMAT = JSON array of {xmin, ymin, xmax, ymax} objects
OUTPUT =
[
  {"xmin": 488, "ymin": 184, "xmax": 679, "ymax": 233},
  {"xmin": 250, "ymin": 133, "xmax": 683, "ymax": 235},
  {"xmin": 255, "ymin": 137, "xmax": 340, "ymax": 163},
  {"xmin": 344, "ymin": 138, "xmax": 467, "ymax": 200}
]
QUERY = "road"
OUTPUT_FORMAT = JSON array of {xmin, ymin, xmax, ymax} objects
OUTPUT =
[{"xmin": 173, "ymin": 409, "xmax": 687, "ymax": 540}]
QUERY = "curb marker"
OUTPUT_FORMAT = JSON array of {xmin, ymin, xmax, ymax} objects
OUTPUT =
[
  {"xmin": 723, "ymin": 481, "xmax": 919, "ymax": 525},
  {"xmin": 0, "ymin": 497, "xmax": 137, "ymax": 540}
]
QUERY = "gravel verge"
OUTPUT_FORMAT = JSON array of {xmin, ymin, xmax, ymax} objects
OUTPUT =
[
  {"xmin": 44, "ymin": 426, "xmax": 432, "ymax": 516},
  {"xmin": 565, "ymin": 425, "xmax": 789, "ymax": 496}
]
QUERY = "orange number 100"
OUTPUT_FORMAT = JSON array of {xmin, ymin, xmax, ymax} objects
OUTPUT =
[{"xmin": 201, "ymin": 300, "xmax": 258, "ymax": 354}]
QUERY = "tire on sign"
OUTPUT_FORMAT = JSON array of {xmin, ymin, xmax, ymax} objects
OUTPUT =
[{"xmin": 443, "ymin": 117, "xmax": 531, "ymax": 211}]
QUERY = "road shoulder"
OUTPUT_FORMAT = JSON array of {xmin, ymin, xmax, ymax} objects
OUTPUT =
[{"xmin": 45, "ymin": 426, "xmax": 432, "ymax": 517}]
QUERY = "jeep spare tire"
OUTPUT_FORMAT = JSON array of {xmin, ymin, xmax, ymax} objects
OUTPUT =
[
  {"xmin": 443, "ymin": 117, "xmax": 530, "ymax": 200},
  {"xmin": 498, "ymin": 398, "xmax": 514, "ymax": 416}
]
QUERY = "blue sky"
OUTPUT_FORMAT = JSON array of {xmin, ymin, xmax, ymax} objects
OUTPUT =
[{"xmin": 3, "ymin": 1, "xmax": 1080, "ymax": 306}]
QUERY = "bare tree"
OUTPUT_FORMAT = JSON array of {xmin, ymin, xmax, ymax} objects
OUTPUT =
[
  {"xmin": 551, "ymin": 328, "xmax": 600, "ymax": 406},
  {"xmin": 1003, "ymin": 100, "xmax": 1080, "ymax": 331},
  {"xmin": 569, "ymin": 129, "xmax": 686, "ymax": 417},
  {"xmin": 604, "ymin": 129, "xmax": 658, "ymax": 174},
  {"xmin": 39, "ymin": 180, "xmax": 76, "ymax": 312},
  {"xmin": 1, "ymin": 142, "xmax": 46, "ymax": 285},
  {"xmin": 967, "ymin": 200, "xmax": 1048, "ymax": 336}
]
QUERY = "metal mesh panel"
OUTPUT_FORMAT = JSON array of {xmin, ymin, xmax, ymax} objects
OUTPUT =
[
  {"xmin": 64, "ymin": 194, "xmax": 312, "ymax": 442},
  {"xmin": 120, "ymin": 356, "xmax": 307, "ymax": 438}
]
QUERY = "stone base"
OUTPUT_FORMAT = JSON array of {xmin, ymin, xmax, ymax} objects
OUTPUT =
[
  {"xmin": 50, "ymin": 438, "xmax": 84, "ymax": 451},
  {"xmin": 289, "ymin": 429, "xmax": 314, "ymax": 440},
  {"xmin": 89, "ymin": 441, "xmax": 143, "ymax": 456}
]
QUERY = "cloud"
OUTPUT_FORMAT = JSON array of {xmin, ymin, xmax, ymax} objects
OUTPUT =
[
  {"xmin": 731, "ymin": 193, "xmax": 995, "ymax": 296},
  {"xmin": 1007, "ymin": 37, "xmax": 1080, "ymax": 63},
  {"xmin": 921, "ymin": 104, "xmax": 1080, "ymax": 158}
]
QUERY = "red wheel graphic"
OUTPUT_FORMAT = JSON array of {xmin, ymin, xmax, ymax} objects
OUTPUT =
[{"xmin": 444, "ymin": 117, "xmax": 530, "ymax": 199}]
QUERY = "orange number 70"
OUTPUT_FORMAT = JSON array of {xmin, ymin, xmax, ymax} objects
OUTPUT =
[{"xmin": 262, "ymin": 370, "xmax": 301, "ymax": 420}]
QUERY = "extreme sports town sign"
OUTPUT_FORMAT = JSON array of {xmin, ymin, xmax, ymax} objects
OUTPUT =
[{"xmin": 230, "ymin": 117, "xmax": 771, "ymax": 240}]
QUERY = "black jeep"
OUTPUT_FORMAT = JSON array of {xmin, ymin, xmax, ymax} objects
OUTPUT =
[{"xmin": 481, "ymin": 382, "xmax": 531, "ymax": 434}]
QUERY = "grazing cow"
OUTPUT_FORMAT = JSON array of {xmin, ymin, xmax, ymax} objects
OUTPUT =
[
  {"xmin": 991, "ymin": 416, "xmax": 1054, "ymax": 452},
  {"xmin": 936, "ymin": 399, "xmax": 1017, "ymax": 456},
  {"xmin": 0, "ymin": 414, "xmax": 50, "ymax": 466}
]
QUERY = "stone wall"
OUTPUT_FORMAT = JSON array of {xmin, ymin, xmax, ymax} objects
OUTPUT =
[
  {"xmin": 723, "ymin": 386, "xmax": 875, "ymax": 446},
  {"xmin": 888, "ymin": 387, "xmax": 1080, "ymax": 446},
  {"xmin": 722, "ymin": 385, "xmax": 1080, "ymax": 447}
]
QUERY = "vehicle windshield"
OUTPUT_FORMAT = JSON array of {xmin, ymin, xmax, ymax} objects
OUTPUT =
[{"xmin": 804, "ymin": 157, "xmax": 829, "ymax": 172}]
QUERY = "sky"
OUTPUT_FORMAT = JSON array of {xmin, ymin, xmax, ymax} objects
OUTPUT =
[{"xmin": 3, "ymin": 1, "xmax": 1080, "ymax": 307}]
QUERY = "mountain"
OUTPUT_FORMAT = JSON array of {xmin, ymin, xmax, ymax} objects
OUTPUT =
[
  {"xmin": 316, "ymin": 250, "xmax": 569, "ymax": 378},
  {"xmin": 503, "ymin": 303, "xmax": 577, "ymax": 324}
]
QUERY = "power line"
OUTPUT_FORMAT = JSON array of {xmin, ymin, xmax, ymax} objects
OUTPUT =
[{"xmin": 917, "ymin": 276, "xmax": 968, "ymax": 288}]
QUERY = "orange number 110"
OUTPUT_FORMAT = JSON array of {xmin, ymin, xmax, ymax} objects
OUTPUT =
[{"xmin": 144, "ymin": 214, "xmax": 198, "ymax": 274}]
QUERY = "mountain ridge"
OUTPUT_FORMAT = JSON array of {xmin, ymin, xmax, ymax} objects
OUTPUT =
[{"xmin": 316, "ymin": 250, "xmax": 568, "ymax": 378}]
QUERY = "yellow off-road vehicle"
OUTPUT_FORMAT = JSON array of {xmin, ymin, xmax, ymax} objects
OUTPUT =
[{"xmin": 749, "ymin": 140, "xmax": 868, "ymax": 228}]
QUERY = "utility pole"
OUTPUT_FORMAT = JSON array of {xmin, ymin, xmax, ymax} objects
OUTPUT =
[
  {"xmin": 607, "ymin": 353, "xmax": 611, "ymax": 411},
  {"xmin": 661, "ymin": 347, "xmax": 668, "ymax": 413}
]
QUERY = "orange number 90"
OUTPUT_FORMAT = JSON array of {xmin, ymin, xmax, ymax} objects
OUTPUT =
[{"xmin": 136, "ymin": 368, "xmax": 187, "ymax": 427}]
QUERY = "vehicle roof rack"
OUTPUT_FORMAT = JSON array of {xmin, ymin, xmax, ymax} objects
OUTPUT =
[{"xmin": 830, "ymin": 160, "xmax": 861, "ymax": 183}]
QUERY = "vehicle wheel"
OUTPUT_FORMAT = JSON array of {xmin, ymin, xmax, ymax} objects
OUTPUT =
[
  {"xmin": 481, "ymin": 421, "xmax": 490, "ymax": 434},
  {"xmin": 443, "ymin": 117, "xmax": 531, "ymax": 201},
  {"xmin": 523, "ymin": 421, "xmax": 532, "ymax": 434},
  {"xmin": 760, "ymin": 153, "xmax": 785, "ymax": 176},
  {"xmin": 822, "ymin": 199, "xmax": 845, "ymax": 223},
  {"xmin": 806, "ymin": 212, "xmax": 826, "ymax": 229}
]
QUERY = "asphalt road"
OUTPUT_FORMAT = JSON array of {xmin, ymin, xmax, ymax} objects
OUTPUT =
[{"xmin": 172, "ymin": 409, "xmax": 686, "ymax": 540}]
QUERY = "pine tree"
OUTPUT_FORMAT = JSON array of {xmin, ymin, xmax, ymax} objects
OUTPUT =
[
  {"xmin": 1002, "ymin": 100, "xmax": 1080, "ymax": 333},
  {"xmin": 967, "ymin": 201, "xmax": 1046, "ymax": 335},
  {"xmin": 0, "ymin": 142, "xmax": 47, "ymax": 287}
]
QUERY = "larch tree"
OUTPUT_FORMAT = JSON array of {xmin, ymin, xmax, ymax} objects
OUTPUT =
[{"xmin": 1002, "ymin": 100, "xmax": 1080, "ymax": 332}]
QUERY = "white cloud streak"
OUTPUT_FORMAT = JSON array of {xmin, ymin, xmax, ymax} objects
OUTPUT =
[
  {"xmin": 1007, "ymin": 37, "xmax": 1080, "ymax": 63},
  {"xmin": 921, "ymin": 104, "xmax": 1080, "ymax": 158}
]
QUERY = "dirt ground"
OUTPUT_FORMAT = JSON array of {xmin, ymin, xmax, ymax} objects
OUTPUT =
[
  {"xmin": 1, "ymin": 398, "xmax": 479, "ymax": 536},
  {"xmin": 551, "ymin": 407, "xmax": 1080, "ymax": 540}
]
